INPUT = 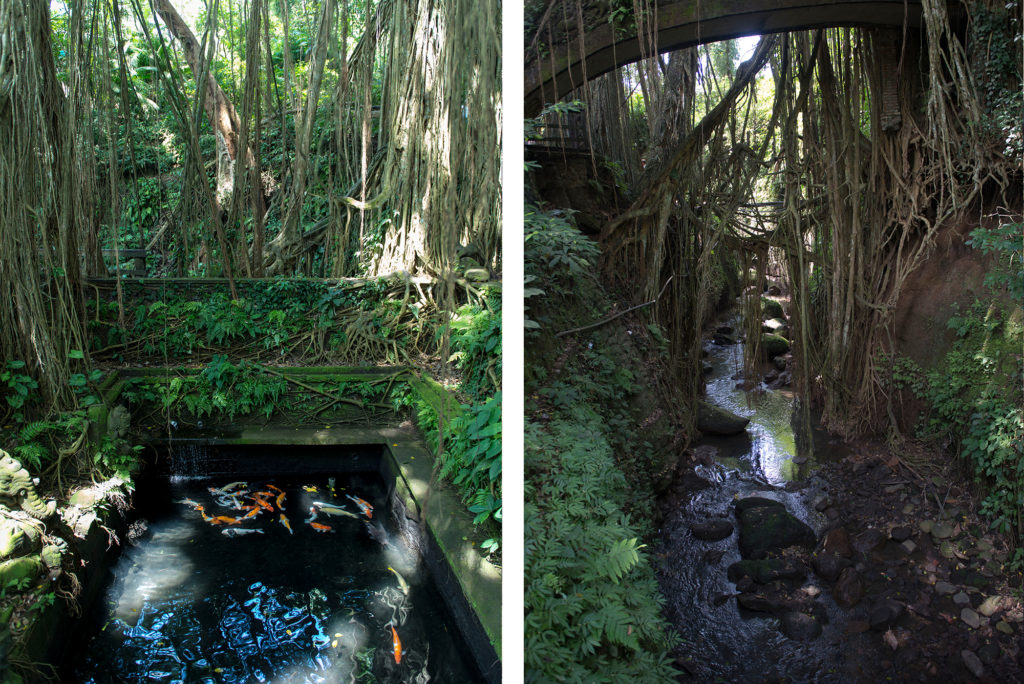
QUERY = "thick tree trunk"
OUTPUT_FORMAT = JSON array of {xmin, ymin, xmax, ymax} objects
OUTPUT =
[{"xmin": 152, "ymin": 0, "xmax": 256, "ymax": 180}]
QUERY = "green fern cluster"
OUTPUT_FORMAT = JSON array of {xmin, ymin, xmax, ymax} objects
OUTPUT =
[
  {"xmin": 141, "ymin": 360, "xmax": 289, "ymax": 420},
  {"xmin": 416, "ymin": 392, "xmax": 502, "ymax": 552},
  {"xmin": 525, "ymin": 412, "xmax": 678, "ymax": 682},
  {"xmin": 7, "ymin": 414, "xmax": 88, "ymax": 472},
  {"xmin": 86, "ymin": 277, "xmax": 434, "ymax": 365},
  {"xmin": 448, "ymin": 295, "xmax": 502, "ymax": 403}
]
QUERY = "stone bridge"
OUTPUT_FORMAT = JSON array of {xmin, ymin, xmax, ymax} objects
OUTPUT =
[{"xmin": 525, "ymin": 0, "xmax": 924, "ymax": 115}]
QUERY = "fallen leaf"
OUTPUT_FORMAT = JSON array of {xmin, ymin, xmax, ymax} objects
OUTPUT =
[{"xmin": 883, "ymin": 628, "xmax": 899, "ymax": 650}]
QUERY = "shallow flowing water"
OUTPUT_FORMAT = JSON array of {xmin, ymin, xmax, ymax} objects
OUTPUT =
[
  {"xmin": 69, "ymin": 474, "xmax": 480, "ymax": 683},
  {"xmin": 657, "ymin": 327, "xmax": 850, "ymax": 681}
]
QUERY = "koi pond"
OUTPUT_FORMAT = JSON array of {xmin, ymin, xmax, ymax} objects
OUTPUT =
[{"xmin": 63, "ymin": 446, "xmax": 483, "ymax": 683}]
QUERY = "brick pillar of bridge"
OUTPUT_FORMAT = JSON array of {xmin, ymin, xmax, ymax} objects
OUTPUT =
[{"xmin": 875, "ymin": 29, "xmax": 904, "ymax": 133}]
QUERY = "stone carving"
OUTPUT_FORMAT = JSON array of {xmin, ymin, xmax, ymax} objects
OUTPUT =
[
  {"xmin": 0, "ymin": 450, "xmax": 60, "ymax": 589},
  {"xmin": 0, "ymin": 450, "xmax": 57, "ymax": 520},
  {"xmin": 108, "ymin": 405, "xmax": 130, "ymax": 440}
]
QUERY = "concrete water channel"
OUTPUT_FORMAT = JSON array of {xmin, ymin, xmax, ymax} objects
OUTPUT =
[{"xmin": 32, "ymin": 366, "xmax": 500, "ymax": 682}]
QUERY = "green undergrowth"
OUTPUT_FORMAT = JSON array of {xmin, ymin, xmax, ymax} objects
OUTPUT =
[
  {"xmin": 891, "ymin": 222, "xmax": 1024, "ymax": 567},
  {"xmin": 2, "ymin": 354, "xmax": 140, "ymax": 483},
  {"xmin": 413, "ymin": 294, "xmax": 502, "ymax": 557},
  {"xmin": 525, "ymin": 412, "xmax": 677, "ymax": 682},
  {"xmin": 86, "ymin": 276, "xmax": 440, "ymax": 366},
  {"xmin": 524, "ymin": 206, "xmax": 680, "ymax": 681},
  {"xmin": 118, "ymin": 360, "xmax": 412, "ymax": 428}
]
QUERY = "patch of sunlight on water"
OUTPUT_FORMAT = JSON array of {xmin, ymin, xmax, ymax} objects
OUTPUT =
[{"xmin": 704, "ymin": 339, "xmax": 800, "ymax": 483}]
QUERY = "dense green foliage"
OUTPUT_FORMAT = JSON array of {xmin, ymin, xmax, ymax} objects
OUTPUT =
[
  {"xmin": 87, "ymin": 277, "xmax": 439, "ymax": 365},
  {"xmin": 120, "ymin": 360, "xmax": 411, "ymax": 426},
  {"xmin": 525, "ymin": 413, "xmax": 677, "ymax": 682},
  {"xmin": 1, "ymin": 355, "xmax": 136, "ymax": 482},
  {"xmin": 967, "ymin": 222, "xmax": 1024, "ymax": 303},
  {"xmin": 524, "ymin": 205, "xmax": 601, "ymax": 334},
  {"xmin": 892, "ymin": 224, "xmax": 1024, "ymax": 563},
  {"xmin": 524, "ymin": 206, "xmax": 679, "ymax": 680},
  {"xmin": 414, "ymin": 292, "xmax": 502, "ymax": 554}
]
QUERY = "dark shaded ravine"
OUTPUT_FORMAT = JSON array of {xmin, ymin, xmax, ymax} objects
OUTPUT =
[
  {"xmin": 655, "ymin": 316, "xmax": 1024, "ymax": 682},
  {"xmin": 655, "ymin": 320, "xmax": 849, "ymax": 681}
]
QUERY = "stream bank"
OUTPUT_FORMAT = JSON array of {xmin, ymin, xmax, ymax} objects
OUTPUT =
[{"xmin": 657, "ymin": 312, "xmax": 1024, "ymax": 682}]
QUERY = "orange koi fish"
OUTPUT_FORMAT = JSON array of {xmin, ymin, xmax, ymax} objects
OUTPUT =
[
  {"xmin": 279, "ymin": 513, "xmax": 293, "ymax": 535},
  {"xmin": 391, "ymin": 625, "xmax": 402, "ymax": 664},
  {"xmin": 241, "ymin": 507, "xmax": 261, "ymax": 519},
  {"xmin": 276, "ymin": 492, "xmax": 286, "ymax": 511},
  {"xmin": 250, "ymin": 493, "xmax": 274, "ymax": 511},
  {"xmin": 345, "ymin": 494, "xmax": 374, "ymax": 519},
  {"xmin": 309, "ymin": 522, "xmax": 334, "ymax": 533},
  {"xmin": 211, "ymin": 515, "xmax": 241, "ymax": 526},
  {"xmin": 266, "ymin": 484, "xmax": 284, "ymax": 494}
]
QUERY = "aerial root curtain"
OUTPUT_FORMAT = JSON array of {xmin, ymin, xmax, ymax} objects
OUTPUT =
[{"xmin": 360, "ymin": 0, "xmax": 502, "ymax": 279}]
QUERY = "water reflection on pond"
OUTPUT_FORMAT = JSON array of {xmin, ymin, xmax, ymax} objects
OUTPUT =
[{"xmin": 70, "ymin": 475, "xmax": 479, "ymax": 683}]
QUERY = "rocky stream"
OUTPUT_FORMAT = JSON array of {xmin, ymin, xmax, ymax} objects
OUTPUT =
[{"xmin": 656, "ymin": 313, "xmax": 1024, "ymax": 683}]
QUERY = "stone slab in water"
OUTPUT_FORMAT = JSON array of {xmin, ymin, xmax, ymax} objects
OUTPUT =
[
  {"xmin": 812, "ymin": 553, "xmax": 852, "ymax": 582},
  {"xmin": 696, "ymin": 401, "xmax": 750, "ymax": 436},
  {"xmin": 689, "ymin": 520, "xmax": 734, "ymax": 541},
  {"xmin": 727, "ymin": 558, "xmax": 805, "ymax": 584},
  {"xmin": 734, "ymin": 496, "xmax": 784, "ymax": 514},
  {"xmin": 736, "ymin": 499, "xmax": 816, "ymax": 560},
  {"xmin": 833, "ymin": 567, "xmax": 865, "ymax": 608},
  {"xmin": 779, "ymin": 612, "xmax": 822, "ymax": 641},
  {"xmin": 962, "ymin": 650, "xmax": 985, "ymax": 677},
  {"xmin": 868, "ymin": 599, "xmax": 905, "ymax": 630}
]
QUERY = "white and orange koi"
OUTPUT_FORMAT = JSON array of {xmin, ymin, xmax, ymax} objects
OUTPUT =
[{"xmin": 345, "ymin": 494, "xmax": 373, "ymax": 518}]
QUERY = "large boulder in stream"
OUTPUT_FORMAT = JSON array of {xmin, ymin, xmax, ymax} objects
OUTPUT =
[
  {"xmin": 761, "ymin": 297, "xmax": 785, "ymax": 319},
  {"xmin": 735, "ymin": 497, "xmax": 816, "ymax": 560},
  {"xmin": 779, "ymin": 611, "xmax": 823, "ymax": 641},
  {"xmin": 761, "ymin": 334, "xmax": 791, "ymax": 358},
  {"xmin": 696, "ymin": 401, "xmax": 750, "ymax": 436},
  {"xmin": 728, "ymin": 558, "xmax": 806, "ymax": 584}
]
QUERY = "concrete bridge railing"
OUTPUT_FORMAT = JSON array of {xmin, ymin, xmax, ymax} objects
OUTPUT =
[{"xmin": 525, "ymin": 0, "xmax": 923, "ymax": 115}]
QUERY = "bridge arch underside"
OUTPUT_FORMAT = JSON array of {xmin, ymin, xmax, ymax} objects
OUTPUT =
[{"xmin": 525, "ymin": 0, "xmax": 923, "ymax": 115}]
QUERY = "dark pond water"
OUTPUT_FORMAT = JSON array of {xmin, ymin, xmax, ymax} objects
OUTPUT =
[{"xmin": 68, "ymin": 473, "xmax": 480, "ymax": 683}]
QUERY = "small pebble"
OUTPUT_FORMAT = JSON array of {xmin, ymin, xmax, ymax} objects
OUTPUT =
[
  {"xmin": 977, "ymin": 595, "xmax": 1001, "ymax": 617},
  {"xmin": 961, "ymin": 608, "xmax": 981, "ymax": 629},
  {"xmin": 961, "ymin": 650, "xmax": 984, "ymax": 677}
]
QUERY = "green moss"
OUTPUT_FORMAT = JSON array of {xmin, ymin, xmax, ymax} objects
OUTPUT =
[
  {"xmin": 761, "ymin": 297, "xmax": 784, "ymax": 319},
  {"xmin": 761, "ymin": 333, "xmax": 790, "ymax": 358}
]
